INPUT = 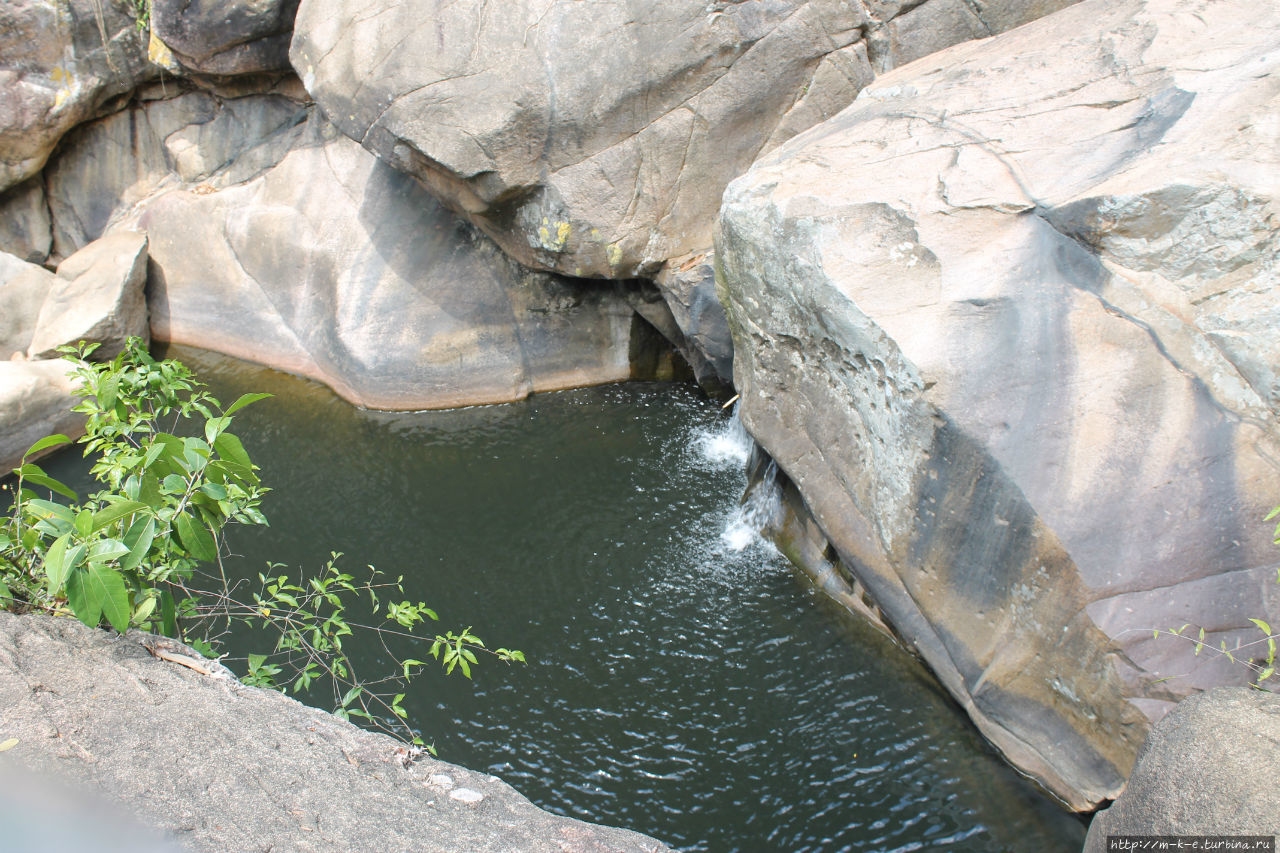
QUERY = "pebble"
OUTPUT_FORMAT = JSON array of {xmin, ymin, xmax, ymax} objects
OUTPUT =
[
  {"xmin": 449, "ymin": 788, "xmax": 484, "ymax": 804},
  {"xmin": 427, "ymin": 773, "xmax": 454, "ymax": 789}
]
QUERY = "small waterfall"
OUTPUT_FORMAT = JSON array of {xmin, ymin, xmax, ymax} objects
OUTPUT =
[
  {"xmin": 723, "ymin": 457, "xmax": 783, "ymax": 552},
  {"xmin": 694, "ymin": 405, "xmax": 752, "ymax": 468}
]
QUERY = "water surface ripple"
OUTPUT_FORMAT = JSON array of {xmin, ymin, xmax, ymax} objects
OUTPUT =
[{"xmin": 42, "ymin": 347, "xmax": 1086, "ymax": 852}]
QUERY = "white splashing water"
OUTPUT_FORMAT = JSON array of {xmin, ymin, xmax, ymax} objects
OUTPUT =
[
  {"xmin": 722, "ymin": 459, "xmax": 782, "ymax": 553},
  {"xmin": 686, "ymin": 406, "xmax": 782, "ymax": 555},
  {"xmin": 694, "ymin": 409, "xmax": 752, "ymax": 469}
]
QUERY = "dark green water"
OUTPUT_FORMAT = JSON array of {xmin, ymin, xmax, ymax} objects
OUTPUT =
[{"xmin": 36, "ymin": 346, "xmax": 1086, "ymax": 852}]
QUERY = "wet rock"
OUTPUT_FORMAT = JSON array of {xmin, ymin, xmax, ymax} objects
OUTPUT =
[
  {"xmin": 0, "ymin": 0, "xmax": 154, "ymax": 193},
  {"xmin": 653, "ymin": 253, "xmax": 734, "ymax": 392},
  {"xmin": 0, "ymin": 611, "xmax": 671, "ymax": 852},
  {"xmin": 1084, "ymin": 689, "xmax": 1280, "ymax": 846},
  {"xmin": 28, "ymin": 230, "xmax": 149, "ymax": 361},
  {"xmin": 149, "ymin": 0, "xmax": 300, "ymax": 76},
  {"xmin": 289, "ymin": 0, "xmax": 1082, "ymax": 279},
  {"xmin": 716, "ymin": 0, "xmax": 1280, "ymax": 810}
]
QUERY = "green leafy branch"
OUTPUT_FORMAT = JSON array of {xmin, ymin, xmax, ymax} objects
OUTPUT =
[
  {"xmin": 0, "ymin": 339, "xmax": 524, "ymax": 750},
  {"xmin": 1145, "ymin": 621, "xmax": 1277, "ymax": 688}
]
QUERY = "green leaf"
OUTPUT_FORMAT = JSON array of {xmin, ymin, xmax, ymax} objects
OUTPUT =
[
  {"xmin": 199, "ymin": 482, "xmax": 228, "ymax": 501},
  {"xmin": 132, "ymin": 594, "xmax": 157, "ymax": 625},
  {"xmin": 161, "ymin": 474, "xmax": 187, "ymax": 494},
  {"xmin": 17, "ymin": 465, "xmax": 78, "ymax": 501},
  {"xmin": 340, "ymin": 686, "xmax": 363, "ymax": 708},
  {"xmin": 174, "ymin": 514, "xmax": 217, "ymax": 562},
  {"xmin": 25, "ymin": 499, "xmax": 74, "ymax": 524},
  {"xmin": 213, "ymin": 432, "xmax": 251, "ymax": 469},
  {"xmin": 120, "ymin": 518, "xmax": 156, "ymax": 572},
  {"xmin": 22, "ymin": 434, "xmax": 72, "ymax": 459},
  {"xmin": 44, "ymin": 533, "xmax": 75, "ymax": 594},
  {"xmin": 91, "ymin": 500, "xmax": 149, "ymax": 533},
  {"xmin": 204, "ymin": 416, "xmax": 229, "ymax": 446},
  {"xmin": 160, "ymin": 589, "xmax": 177, "ymax": 638},
  {"xmin": 65, "ymin": 568, "xmax": 101, "ymax": 628},
  {"xmin": 86, "ymin": 538, "xmax": 130, "ymax": 563},
  {"xmin": 74, "ymin": 509, "xmax": 93, "ymax": 538},
  {"xmin": 1249, "ymin": 618, "xmax": 1272, "ymax": 636},
  {"xmin": 87, "ymin": 565, "xmax": 130, "ymax": 632},
  {"xmin": 98, "ymin": 372, "xmax": 119, "ymax": 412},
  {"xmin": 223, "ymin": 392, "xmax": 271, "ymax": 417},
  {"xmin": 142, "ymin": 441, "xmax": 166, "ymax": 471}
]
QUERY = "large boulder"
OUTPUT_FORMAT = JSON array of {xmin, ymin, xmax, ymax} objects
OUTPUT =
[
  {"xmin": 149, "ymin": 0, "xmax": 300, "ymax": 76},
  {"xmin": 140, "ymin": 113, "xmax": 664, "ymax": 409},
  {"xmin": 0, "ymin": 360, "xmax": 83, "ymax": 473},
  {"xmin": 0, "ymin": 0, "xmax": 154, "ymax": 193},
  {"xmin": 0, "ymin": 251, "xmax": 55, "ymax": 357},
  {"xmin": 27, "ymin": 230, "xmax": 149, "ymax": 360},
  {"xmin": 1084, "ymin": 688, "xmax": 1280, "ymax": 846},
  {"xmin": 0, "ymin": 611, "xmax": 671, "ymax": 852},
  {"xmin": 716, "ymin": 0, "xmax": 1280, "ymax": 811},
  {"xmin": 36, "ymin": 81, "xmax": 672, "ymax": 409},
  {"xmin": 289, "ymin": 0, "xmax": 1080, "ymax": 280}
]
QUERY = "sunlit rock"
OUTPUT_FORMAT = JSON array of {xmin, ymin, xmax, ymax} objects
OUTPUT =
[{"xmin": 717, "ymin": 0, "xmax": 1280, "ymax": 810}]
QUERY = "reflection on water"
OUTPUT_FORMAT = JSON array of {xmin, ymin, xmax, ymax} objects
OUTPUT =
[{"xmin": 35, "ymin": 346, "xmax": 1086, "ymax": 852}]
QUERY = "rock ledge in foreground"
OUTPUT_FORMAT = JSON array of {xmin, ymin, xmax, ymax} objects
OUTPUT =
[{"xmin": 0, "ymin": 612, "xmax": 669, "ymax": 852}]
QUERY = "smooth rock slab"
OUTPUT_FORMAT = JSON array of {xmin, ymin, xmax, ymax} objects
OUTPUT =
[
  {"xmin": 27, "ymin": 230, "xmax": 149, "ymax": 361},
  {"xmin": 716, "ymin": 0, "xmax": 1280, "ymax": 810},
  {"xmin": 0, "ymin": 251, "xmax": 55, "ymax": 357},
  {"xmin": 137, "ymin": 110, "xmax": 655, "ymax": 410},
  {"xmin": 0, "ymin": 612, "xmax": 671, "ymax": 852}
]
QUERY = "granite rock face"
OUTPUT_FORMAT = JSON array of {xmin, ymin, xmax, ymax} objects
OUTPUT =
[
  {"xmin": 716, "ymin": 0, "xmax": 1280, "ymax": 810},
  {"xmin": 0, "ymin": 177, "xmax": 53, "ymax": 264},
  {"xmin": 140, "ymin": 112, "xmax": 660, "ymax": 409},
  {"xmin": 36, "ymin": 82, "xmax": 666, "ymax": 409},
  {"xmin": 0, "ymin": 0, "xmax": 153, "ymax": 193},
  {"xmin": 28, "ymin": 230, "xmax": 149, "ymax": 360},
  {"xmin": 0, "ymin": 611, "xmax": 671, "ymax": 852},
  {"xmin": 290, "ymin": 0, "xmax": 1080, "ymax": 280},
  {"xmin": 1084, "ymin": 689, "xmax": 1280, "ymax": 846},
  {"xmin": 149, "ymin": 0, "xmax": 300, "ymax": 76},
  {"xmin": 0, "ymin": 360, "xmax": 83, "ymax": 473},
  {"xmin": 44, "ymin": 82, "xmax": 308, "ymax": 259},
  {"xmin": 0, "ymin": 251, "xmax": 55, "ymax": 358}
]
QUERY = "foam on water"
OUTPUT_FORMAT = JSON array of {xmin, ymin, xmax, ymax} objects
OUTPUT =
[
  {"xmin": 722, "ymin": 459, "xmax": 782, "ymax": 553},
  {"xmin": 682, "ymin": 408, "xmax": 779, "ymax": 554},
  {"xmin": 691, "ymin": 408, "xmax": 752, "ymax": 470}
]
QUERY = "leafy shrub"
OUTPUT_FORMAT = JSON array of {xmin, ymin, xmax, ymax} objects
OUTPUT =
[{"xmin": 0, "ymin": 339, "xmax": 522, "ymax": 748}]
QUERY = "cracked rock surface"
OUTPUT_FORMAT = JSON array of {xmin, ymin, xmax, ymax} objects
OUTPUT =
[
  {"xmin": 289, "ymin": 0, "xmax": 1079, "ymax": 280},
  {"xmin": 0, "ymin": 0, "xmax": 154, "ymax": 193},
  {"xmin": 716, "ymin": 0, "xmax": 1280, "ymax": 811},
  {"xmin": 0, "ymin": 612, "xmax": 671, "ymax": 853}
]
